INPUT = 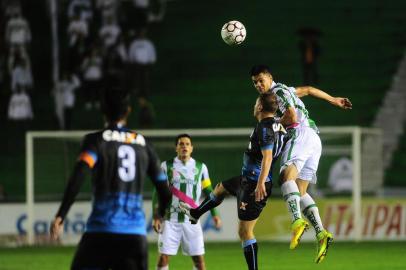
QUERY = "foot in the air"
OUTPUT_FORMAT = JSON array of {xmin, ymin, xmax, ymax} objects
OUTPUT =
[
  {"xmin": 315, "ymin": 230, "xmax": 334, "ymax": 263},
  {"xmin": 178, "ymin": 202, "xmax": 198, "ymax": 224},
  {"xmin": 290, "ymin": 218, "xmax": 309, "ymax": 250}
]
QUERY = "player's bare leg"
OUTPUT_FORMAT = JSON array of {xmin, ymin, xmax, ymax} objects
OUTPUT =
[
  {"xmin": 239, "ymin": 219, "xmax": 259, "ymax": 270},
  {"xmin": 296, "ymin": 178, "xmax": 333, "ymax": 263},
  {"xmin": 157, "ymin": 254, "xmax": 170, "ymax": 270},
  {"xmin": 280, "ymin": 165, "xmax": 309, "ymax": 249},
  {"xmin": 179, "ymin": 182, "xmax": 228, "ymax": 223},
  {"xmin": 191, "ymin": 255, "xmax": 206, "ymax": 270}
]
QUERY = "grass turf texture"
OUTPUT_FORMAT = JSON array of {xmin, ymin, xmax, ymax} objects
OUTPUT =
[{"xmin": 0, "ymin": 242, "xmax": 405, "ymax": 270}]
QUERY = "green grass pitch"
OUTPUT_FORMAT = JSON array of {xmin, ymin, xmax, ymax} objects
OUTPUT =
[{"xmin": 0, "ymin": 242, "xmax": 405, "ymax": 270}]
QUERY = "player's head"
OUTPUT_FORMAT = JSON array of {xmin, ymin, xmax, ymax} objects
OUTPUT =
[
  {"xmin": 101, "ymin": 87, "xmax": 131, "ymax": 123},
  {"xmin": 250, "ymin": 64, "xmax": 273, "ymax": 94},
  {"xmin": 175, "ymin": 134, "xmax": 193, "ymax": 161},
  {"xmin": 254, "ymin": 93, "xmax": 278, "ymax": 120}
]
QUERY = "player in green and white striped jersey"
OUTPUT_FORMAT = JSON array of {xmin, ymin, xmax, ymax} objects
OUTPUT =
[
  {"xmin": 250, "ymin": 64, "xmax": 352, "ymax": 264},
  {"xmin": 152, "ymin": 134, "xmax": 222, "ymax": 270}
]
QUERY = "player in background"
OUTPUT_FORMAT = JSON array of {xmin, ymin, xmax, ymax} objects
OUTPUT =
[
  {"xmin": 152, "ymin": 134, "xmax": 222, "ymax": 270},
  {"xmin": 180, "ymin": 93, "xmax": 288, "ymax": 270},
  {"xmin": 250, "ymin": 64, "xmax": 352, "ymax": 263},
  {"xmin": 50, "ymin": 88, "xmax": 171, "ymax": 270}
]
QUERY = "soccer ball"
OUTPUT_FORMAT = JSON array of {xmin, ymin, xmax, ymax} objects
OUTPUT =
[{"xmin": 221, "ymin": 20, "xmax": 246, "ymax": 46}]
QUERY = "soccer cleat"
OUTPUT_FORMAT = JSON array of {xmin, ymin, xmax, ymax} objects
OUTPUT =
[
  {"xmin": 178, "ymin": 202, "xmax": 198, "ymax": 224},
  {"xmin": 315, "ymin": 230, "xmax": 334, "ymax": 264},
  {"xmin": 289, "ymin": 218, "xmax": 309, "ymax": 250}
]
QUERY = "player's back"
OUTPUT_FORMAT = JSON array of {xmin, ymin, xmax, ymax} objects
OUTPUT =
[
  {"xmin": 242, "ymin": 117, "xmax": 288, "ymax": 182},
  {"xmin": 81, "ymin": 124, "xmax": 158, "ymax": 235}
]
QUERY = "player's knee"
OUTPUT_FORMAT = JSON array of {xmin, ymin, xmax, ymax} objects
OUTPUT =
[{"xmin": 279, "ymin": 165, "xmax": 298, "ymax": 184}]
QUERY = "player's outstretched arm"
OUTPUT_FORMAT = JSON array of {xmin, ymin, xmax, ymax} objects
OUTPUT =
[
  {"xmin": 51, "ymin": 161, "xmax": 89, "ymax": 240},
  {"xmin": 255, "ymin": 149, "xmax": 273, "ymax": 202},
  {"xmin": 296, "ymin": 86, "xmax": 352, "ymax": 109}
]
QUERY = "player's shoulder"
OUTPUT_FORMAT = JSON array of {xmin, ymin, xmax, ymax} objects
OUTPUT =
[
  {"xmin": 272, "ymin": 82, "xmax": 294, "ymax": 93},
  {"xmin": 258, "ymin": 118, "xmax": 286, "ymax": 133},
  {"xmin": 192, "ymin": 158, "xmax": 207, "ymax": 168}
]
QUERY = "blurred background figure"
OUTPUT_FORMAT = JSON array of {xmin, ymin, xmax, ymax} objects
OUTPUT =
[
  {"xmin": 128, "ymin": 28, "xmax": 156, "ymax": 98},
  {"xmin": 10, "ymin": 52, "xmax": 33, "ymax": 92},
  {"xmin": 80, "ymin": 46, "xmax": 103, "ymax": 110},
  {"xmin": 297, "ymin": 27, "xmax": 321, "ymax": 85},
  {"xmin": 5, "ymin": 7, "xmax": 31, "ymax": 52},
  {"xmin": 7, "ymin": 84, "xmax": 33, "ymax": 121},
  {"xmin": 328, "ymin": 157, "xmax": 353, "ymax": 193},
  {"xmin": 56, "ymin": 71, "xmax": 81, "ymax": 130},
  {"xmin": 99, "ymin": 15, "xmax": 121, "ymax": 53}
]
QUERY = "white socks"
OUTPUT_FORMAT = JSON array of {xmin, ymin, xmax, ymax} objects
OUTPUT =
[
  {"xmin": 300, "ymin": 193, "xmax": 324, "ymax": 235},
  {"xmin": 281, "ymin": 181, "xmax": 302, "ymax": 222},
  {"xmin": 157, "ymin": 266, "xmax": 169, "ymax": 270}
]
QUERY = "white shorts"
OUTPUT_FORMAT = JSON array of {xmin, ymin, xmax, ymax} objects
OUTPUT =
[
  {"xmin": 158, "ymin": 220, "xmax": 205, "ymax": 256},
  {"xmin": 280, "ymin": 127, "xmax": 322, "ymax": 183}
]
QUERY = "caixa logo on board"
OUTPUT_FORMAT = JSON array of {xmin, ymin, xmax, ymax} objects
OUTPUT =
[{"xmin": 16, "ymin": 213, "xmax": 86, "ymax": 235}]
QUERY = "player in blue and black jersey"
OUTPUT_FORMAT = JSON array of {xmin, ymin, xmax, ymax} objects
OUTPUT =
[
  {"xmin": 180, "ymin": 92, "xmax": 288, "ymax": 270},
  {"xmin": 50, "ymin": 88, "xmax": 171, "ymax": 270}
]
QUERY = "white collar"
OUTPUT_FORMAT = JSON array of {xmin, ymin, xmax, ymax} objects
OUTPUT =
[{"xmin": 174, "ymin": 156, "xmax": 194, "ymax": 165}]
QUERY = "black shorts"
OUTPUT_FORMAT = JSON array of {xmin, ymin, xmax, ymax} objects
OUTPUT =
[
  {"xmin": 222, "ymin": 175, "xmax": 272, "ymax": 221},
  {"xmin": 71, "ymin": 232, "xmax": 148, "ymax": 270}
]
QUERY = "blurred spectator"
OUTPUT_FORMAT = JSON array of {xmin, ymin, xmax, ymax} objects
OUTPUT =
[
  {"xmin": 96, "ymin": 0, "xmax": 118, "ymax": 24},
  {"xmin": 68, "ymin": 13, "xmax": 89, "ymax": 47},
  {"xmin": 7, "ymin": 85, "xmax": 33, "ymax": 120},
  {"xmin": 81, "ymin": 47, "xmax": 103, "ymax": 109},
  {"xmin": 5, "ymin": 11, "xmax": 31, "ymax": 49},
  {"xmin": 297, "ymin": 27, "xmax": 321, "ymax": 85},
  {"xmin": 328, "ymin": 157, "xmax": 353, "ymax": 192},
  {"xmin": 99, "ymin": 16, "xmax": 121, "ymax": 51},
  {"xmin": 148, "ymin": 0, "xmax": 167, "ymax": 23},
  {"xmin": 10, "ymin": 53, "xmax": 33, "ymax": 92},
  {"xmin": 128, "ymin": 28, "xmax": 156, "ymax": 99},
  {"xmin": 68, "ymin": 0, "xmax": 93, "ymax": 21},
  {"xmin": 67, "ymin": 13, "xmax": 88, "ymax": 72},
  {"xmin": 57, "ymin": 72, "xmax": 81, "ymax": 129}
]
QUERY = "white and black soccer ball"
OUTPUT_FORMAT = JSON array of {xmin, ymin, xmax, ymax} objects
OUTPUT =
[{"xmin": 221, "ymin": 20, "xmax": 246, "ymax": 46}]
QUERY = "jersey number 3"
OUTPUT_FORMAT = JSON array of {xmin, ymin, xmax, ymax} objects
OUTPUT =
[{"xmin": 118, "ymin": 145, "xmax": 136, "ymax": 182}]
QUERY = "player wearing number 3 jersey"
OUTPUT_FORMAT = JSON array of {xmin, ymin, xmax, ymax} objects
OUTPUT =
[{"xmin": 50, "ymin": 88, "xmax": 171, "ymax": 270}]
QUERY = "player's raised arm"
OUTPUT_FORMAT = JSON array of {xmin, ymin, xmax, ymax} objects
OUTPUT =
[
  {"xmin": 51, "ymin": 135, "xmax": 95, "ymax": 240},
  {"xmin": 295, "ymin": 86, "xmax": 352, "ymax": 109},
  {"xmin": 255, "ymin": 149, "xmax": 273, "ymax": 201}
]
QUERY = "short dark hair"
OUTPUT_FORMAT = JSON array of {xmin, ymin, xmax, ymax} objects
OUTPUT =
[
  {"xmin": 250, "ymin": 64, "xmax": 272, "ymax": 76},
  {"xmin": 259, "ymin": 93, "xmax": 278, "ymax": 113},
  {"xmin": 101, "ymin": 87, "xmax": 131, "ymax": 122},
  {"xmin": 175, "ymin": 134, "xmax": 192, "ymax": 146}
]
